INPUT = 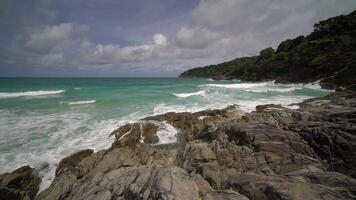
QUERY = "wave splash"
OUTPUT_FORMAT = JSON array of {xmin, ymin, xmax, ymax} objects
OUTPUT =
[
  {"xmin": 68, "ymin": 100, "xmax": 96, "ymax": 105},
  {"xmin": 172, "ymin": 90, "xmax": 206, "ymax": 98},
  {"xmin": 0, "ymin": 90, "xmax": 64, "ymax": 98}
]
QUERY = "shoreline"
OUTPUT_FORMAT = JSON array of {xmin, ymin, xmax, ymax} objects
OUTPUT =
[
  {"xmin": 2, "ymin": 87, "xmax": 355, "ymax": 200},
  {"xmin": 0, "ymin": 79, "xmax": 332, "ymax": 192}
]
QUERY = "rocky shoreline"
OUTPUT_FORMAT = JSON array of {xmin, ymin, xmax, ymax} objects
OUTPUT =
[{"xmin": 1, "ymin": 88, "xmax": 356, "ymax": 200}]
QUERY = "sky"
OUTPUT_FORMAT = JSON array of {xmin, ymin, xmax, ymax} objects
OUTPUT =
[{"xmin": 1, "ymin": 0, "xmax": 356, "ymax": 77}]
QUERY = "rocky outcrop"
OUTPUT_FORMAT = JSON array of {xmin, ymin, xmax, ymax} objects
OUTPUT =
[
  {"xmin": 0, "ymin": 166, "xmax": 41, "ymax": 200},
  {"xmin": 2, "ymin": 90, "xmax": 355, "ymax": 199},
  {"xmin": 31, "ymin": 89, "xmax": 356, "ymax": 200}
]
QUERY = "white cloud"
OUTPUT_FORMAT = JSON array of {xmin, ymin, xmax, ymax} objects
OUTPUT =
[
  {"xmin": 153, "ymin": 34, "xmax": 167, "ymax": 46},
  {"xmin": 176, "ymin": 27, "xmax": 226, "ymax": 49},
  {"xmin": 2, "ymin": 0, "xmax": 356, "ymax": 76},
  {"xmin": 24, "ymin": 23, "xmax": 87, "ymax": 54},
  {"xmin": 81, "ymin": 33, "xmax": 173, "ymax": 64}
]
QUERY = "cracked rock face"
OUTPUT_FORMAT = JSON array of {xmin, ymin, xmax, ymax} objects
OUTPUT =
[{"xmin": 2, "ymin": 90, "xmax": 356, "ymax": 200}]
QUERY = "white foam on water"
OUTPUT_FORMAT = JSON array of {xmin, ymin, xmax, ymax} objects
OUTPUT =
[
  {"xmin": 153, "ymin": 101, "xmax": 236, "ymax": 116},
  {"xmin": 302, "ymin": 82, "xmax": 333, "ymax": 91},
  {"xmin": 172, "ymin": 90, "xmax": 206, "ymax": 98},
  {"xmin": 236, "ymin": 95, "xmax": 310, "ymax": 112},
  {"xmin": 68, "ymin": 100, "xmax": 96, "ymax": 105},
  {"xmin": 0, "ymin": 111, "xmax": 126, "ymax": 191},
  {"xmin": 201, "ymin": 81, "xmax": 274, "ymax": 89},
  {"xmin": 282, "ymin": 80, "xmax": 334, "ymax": 92},
  {"xmin": 145, "ymin": 121, "xmax": 177, "ymax": 144},
  {"xmin": 0, "ymin": 90, "xmax": 65, "ymax": 98},
  {"xmin": 245, "ymin": 87, "xmax": 301, "ymax": 93}
]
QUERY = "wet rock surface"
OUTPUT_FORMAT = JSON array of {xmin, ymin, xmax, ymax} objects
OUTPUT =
[
  {"xmin": 2, "ymin": 90, "xmax": 356, "ymax": 199},
  {"xmin": 0, "ymin": 166, "xmax": 41, "ymax": 200}
]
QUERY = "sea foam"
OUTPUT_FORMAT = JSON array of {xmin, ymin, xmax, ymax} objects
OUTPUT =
[
  {"xmin": 202, "ymin": 81, "xmax": 274, "ymax": 89},
  {"xmin": 173, "ymin": 90, "xmax": 206, "ymax": 98},
  {"xmin": 0, "ymin": 90, "xmax": 64, "ymax": 98},
  {"xmin": 68, "ymin": 100, "xmax": 96, "ymax": 105}
]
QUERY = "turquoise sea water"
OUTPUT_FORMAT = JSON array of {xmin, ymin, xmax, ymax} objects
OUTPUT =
[{"xmin": 0, "ymin": 77, "xmax": 331, "ymax": 189}]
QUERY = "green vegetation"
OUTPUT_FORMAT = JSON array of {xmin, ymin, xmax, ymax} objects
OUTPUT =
[{"xmin": 179, "ymin": 10, "xmax": 356, "ymax": 88}]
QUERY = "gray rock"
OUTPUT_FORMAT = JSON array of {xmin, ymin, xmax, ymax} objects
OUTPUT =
[
  {"xmin": 0, "ymin": 166, "xmax": 41, "ymax": 200},
  {"xmin": 32, "ymin": 89, "xmax": 356, "ymax": 200}
]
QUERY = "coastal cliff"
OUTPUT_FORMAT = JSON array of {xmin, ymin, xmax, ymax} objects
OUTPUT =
[{"xmin": 179, "ymin": 10, "xmax": 356, "ymax": 90}]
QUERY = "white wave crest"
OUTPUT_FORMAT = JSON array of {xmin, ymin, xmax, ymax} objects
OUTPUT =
[
  {"xmin": 173, "ymin": 90, "xmax": 206, "ymax": 98},
  {"xmin": 0, "ymin": 90, "xmax": 64, "ymax": 98},
  {"xmin": 202, "ymin": 81, "xmax": 274, "ymax": 89},
  {"xmin": 155, "ymin": 121, "xmax": 177, "ymax": 144},
  {"xmin": 140, "ymin": 120, "xmax": 177, "ymax": 144},
  {"xmin": 68, "ymin": 100, "xmax": 96, "ymax": 105},
  {"xmin": 246, "ymin": 87, "xmax": 301, "ymax": 93}
]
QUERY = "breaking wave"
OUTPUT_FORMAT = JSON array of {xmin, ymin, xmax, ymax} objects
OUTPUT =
[
  {"xmin": 201, "ymin": 81, "xmax": 274, "ymax": 89},
  {"xmin": 68, "ymin": 100, "xmax": 96, "ymax": 105},
  {"xmin": 173, "ymin": 90, "xmax": 206, "ymax": 98},
  {"xmin": 0, "ymin": 90, "xmax": 65, "ymax": 98}
]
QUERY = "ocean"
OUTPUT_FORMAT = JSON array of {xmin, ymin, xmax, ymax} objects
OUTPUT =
[{"xmin": 0, "ymin": 77, "xmax": 331, "ymax": 190}]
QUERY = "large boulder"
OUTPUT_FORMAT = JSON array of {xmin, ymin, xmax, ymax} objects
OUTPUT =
[{"xmin": 0, "ymin": 166, "xmax": 41, "ymax": 200}]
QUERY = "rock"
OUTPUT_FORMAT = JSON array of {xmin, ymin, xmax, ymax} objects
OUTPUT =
[
  {"xmin": 255, "ymin": 104, "xmax": 287, "ymax": 112},
  {"xmin": 111, "ymin": 122, "xmax": 160, "ymax": 148},
  {"xmin": 204, "ymin": 190, "xmax": 249, "ymax": 200},
  {"xmin": 56, "ymin": 149, "xmax": 93, "ymax": 177},
  {"xmin": 183, "ymin": 141, "xmax": 221, "ymax": 189},
  {"xmin": 212, "ymin": 75, "xmax": 227, "ymax": 80},
  {"xmin": 34, "ymin": 90, "xmax": 356, "ymax": 200},
  {"xmin": 0, "ymin": 166, "xmax": 41, "ymax": 200}
]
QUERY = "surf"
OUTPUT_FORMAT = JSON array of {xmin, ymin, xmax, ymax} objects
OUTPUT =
[
  {"xmin": 172, "ymin": 90, "xmax": 206, "ymax": 98},
  {"xmin": 0, "ymin": 90, "xmax": 65, "ymax": 98},
  {"xmin": 68, "ymin": 100, "xmax": 96, "ymax": 105}
]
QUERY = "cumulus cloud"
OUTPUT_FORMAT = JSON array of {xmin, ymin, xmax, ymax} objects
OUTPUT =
[
  {"xmin": 83, "ymin": 33, "xmax": 171, "ymax": 64},
  {"xmin": 176, "ymin": 27, "xmax": 226, "ymax": 49},
  {"xmin": 153, "ymin": 34, "xmax": 168, "ymax": 46},
  {"xmin": 2, "ymin": 23, "xmax": 88, "ymax": 66},
  {"xmin": 25, "ymin": 23, "xmax": 80, "ymax": 53}
]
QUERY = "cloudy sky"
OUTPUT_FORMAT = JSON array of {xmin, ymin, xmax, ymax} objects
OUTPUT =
[{"xmin": 1, "ymin": 0, "xmax": 356, "ymax": 77}]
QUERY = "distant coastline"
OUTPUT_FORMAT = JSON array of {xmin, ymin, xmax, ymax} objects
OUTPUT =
[{"xmin": 180, "ymin": 10, "xmax": 356, "ymax": 90}]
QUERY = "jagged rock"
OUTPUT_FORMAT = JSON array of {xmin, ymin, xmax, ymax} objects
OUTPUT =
[
  {"xmin": 111, "ymin": 122, "xmax": 160, "ymax": 148},
  {"xmin": 56, "ymin": 149, "xmax": 93, "ymax": 177},
  {"xmin": 32, "ymin": 90, "xmax": 356, "ymax": 200},
  {"xmin": 0, "ymin": 166, "xmax": 41, "ymax": 200},
  {"xmin": 204, "ymin": 190, "xmax": 249, "ymax": 200}
]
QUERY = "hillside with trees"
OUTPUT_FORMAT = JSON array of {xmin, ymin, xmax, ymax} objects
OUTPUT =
[{"xmin": 179, "ymin": 10, "xmax": 356, "ymax": 89}]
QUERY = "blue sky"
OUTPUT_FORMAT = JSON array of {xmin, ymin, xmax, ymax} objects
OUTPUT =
[{"xmin": 1, "ymin": 0, "xmax": 356, "ymax": 77}]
